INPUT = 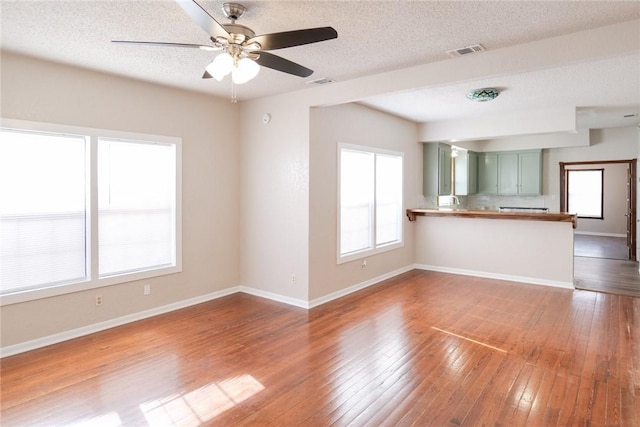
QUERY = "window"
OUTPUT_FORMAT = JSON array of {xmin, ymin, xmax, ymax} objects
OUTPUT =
[
  {"xmin": 338, "ymin": 143, "xmax": 403, "ymax": 262},
  {"xmin": 567, "ymin": 169, "xmax": 604, "ymax": 219},
  {"xmin": 0, "ymin": 120, "xmax": 181, "ymax": 304}
]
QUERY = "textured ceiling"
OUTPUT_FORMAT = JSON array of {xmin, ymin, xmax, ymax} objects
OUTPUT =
[{"xmin": 1, "ymin": 0, "xmax": 640, "ymax": 127}]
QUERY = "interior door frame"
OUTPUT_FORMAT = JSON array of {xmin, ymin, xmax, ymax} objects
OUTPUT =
[{"xmin": 560, "ymin": 159, "xmax": 637, "ymax": 261}]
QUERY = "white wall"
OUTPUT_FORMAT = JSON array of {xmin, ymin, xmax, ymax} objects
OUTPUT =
[
  {"xmin": 308, "ymin": 103, "xmax": 420, "ymax": 301},
  {"xmin": 0, "ymin": 52, "xmax": 241, "ymax": 348}
]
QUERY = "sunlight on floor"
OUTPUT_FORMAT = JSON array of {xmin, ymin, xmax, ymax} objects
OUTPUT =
[
  {"xmin": 139, "ymin": 374, "xmax": 265, "ymax": 426},
  {"xmin": 431, "ymin": 326, "xmax": 507, "ymax": 353},
  {"xmin": 65, "ymin": 411, "xmax": 123, "ymax": 427}
]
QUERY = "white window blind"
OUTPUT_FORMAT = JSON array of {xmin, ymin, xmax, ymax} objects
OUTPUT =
[
  {"xmin": 0, "ymin": 129, "xmax": 88, "ymax": 294},
  {"xmin": 338, "ymin": 144, "xmax": 403, "ymax": 262},
  {"xmin": 375, "ymin": 153, "xmax": 403, "ymax": 246},
  {"xmin": 98, "ymin": 139, "xmax": 176, "ymax": 276},
  {"xmin": 340, "ymin": 149, "xmax": 375, "ymax": 255},
  {"xmin": 0, "ymin": 120, "xmax": 182, "ymax": 305}
]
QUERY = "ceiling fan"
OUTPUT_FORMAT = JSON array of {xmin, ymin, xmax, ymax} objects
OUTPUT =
[{"xmin": 113, "ymin": 0, "xmax": 337, "ymax": 86}]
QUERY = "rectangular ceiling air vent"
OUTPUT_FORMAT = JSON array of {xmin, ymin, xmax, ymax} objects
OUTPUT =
[
  {"xmin": 445, "ymin": 44, "xmax": 485, "ymax": 58},
  {"xmin": 307, "ymin": 77, "xmax": 334, "ymax": 85}
]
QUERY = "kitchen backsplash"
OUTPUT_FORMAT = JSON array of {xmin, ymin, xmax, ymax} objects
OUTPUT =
[
  {"xmin": 415, "ymin": 194, "xmax": 547, "ymax": 211},
  {"xmin": 468, "ymin": 194, "xmax": 548, "ymax": 211}
]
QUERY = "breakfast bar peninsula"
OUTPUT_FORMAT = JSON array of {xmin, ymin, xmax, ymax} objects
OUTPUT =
[{"xmin": 407, "ymin": 208, "xmax": 578, "ymax": 289}]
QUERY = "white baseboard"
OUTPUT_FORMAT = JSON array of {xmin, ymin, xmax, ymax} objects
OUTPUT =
[
  {"xmin": 307, "ymin": 265, "xmax": 415, "ymax": 308},
  {"xmin": 1, "ymin": 263, "xmax": 573, "ymax": 358},
  {"xmin": 574, "ymin": 231, "xmax": 626, "ymax": 238},
  {"xmin": 239, "ymin": 286, "xmax": 309, "ymax": 309},
  {"xmin": 414, "ymin": 264, "xmax": 575, "ymax": 290},
  {"xmin": 0, "ymin": 287, "xmax": 240, "ymax": 358}
]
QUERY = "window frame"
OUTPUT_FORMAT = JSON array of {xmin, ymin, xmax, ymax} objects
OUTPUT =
[
  {"xmin": 0, "ymin": 118, "xmax": 182, "ymax": 306},
  {"xmin": 337, "ymin": 142, "xmax": 404, "ymax": 264},
  {"xmin": 566, "ymin": 168, "xmax": 604, "ymax": 219}
]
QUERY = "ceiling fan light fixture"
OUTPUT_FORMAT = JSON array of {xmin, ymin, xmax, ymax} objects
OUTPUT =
[
  {"xmin": 232, "ymin": 57, "xmax": 260, "ymax": 84},
  {"xmin": 466, "ymin": 87, "xmax": 500, "ymax": 102},
  {"xmin": 207, "ymin": 52, "xmax": 234, "ymax": 81}
]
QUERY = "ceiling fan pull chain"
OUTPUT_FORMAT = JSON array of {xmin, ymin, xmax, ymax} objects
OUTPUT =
[{"xmin": 231, "ymin": 80, "xmax": 237, "ymax": 104}]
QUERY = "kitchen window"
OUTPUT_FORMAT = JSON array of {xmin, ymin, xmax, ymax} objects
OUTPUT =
[
  {"xmin": 566, "ymin": 169, "xmax": 604, "ymax": 219},
  {"xmin": 0, "ymin": 120, "xmax": 182, "ymax": 305},
  {"xmin": 338, "ymin": 143, "xmax": 403, "ymax": 263}
]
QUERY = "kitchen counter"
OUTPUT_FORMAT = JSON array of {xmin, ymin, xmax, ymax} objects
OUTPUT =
[{"xmin": 406, "ymin": 208, "xmax": 577, "ymax": 228}]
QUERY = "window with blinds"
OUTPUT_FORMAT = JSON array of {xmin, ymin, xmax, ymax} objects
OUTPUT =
[
  {"xmin": 0, "ymin": 129, "xmax": 88, "ymax": 294},
  {"xmin": 0, "ymin": 122, "xmax": 181, "ymax": 303},
  {"xmin": 338, "ymin": 143, "xmax": 403, "ymax": 263}
]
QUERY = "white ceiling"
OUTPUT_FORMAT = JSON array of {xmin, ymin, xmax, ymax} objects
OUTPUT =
[{"xmin": 2, "ymin": 0, "xmax": 640, "ymax": 128}]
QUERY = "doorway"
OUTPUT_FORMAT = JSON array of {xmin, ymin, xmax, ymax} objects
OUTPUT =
[{"xmin": 560, "ymin": 159, "xmax": 637, "ymax": 261}]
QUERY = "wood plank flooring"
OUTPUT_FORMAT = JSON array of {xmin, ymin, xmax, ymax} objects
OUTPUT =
[
  {"xmin": 1, "ymin": 270, "xmax": 639, "ymax": 426},
  {"xmin": 575, "ymin": 256, "xmax": 640, "ymax": 298},
  {"xmin": 574, "ymin": 234, "xmax": 628, "ymax": 260}
]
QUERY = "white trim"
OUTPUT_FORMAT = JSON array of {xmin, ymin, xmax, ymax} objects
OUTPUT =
[
  {"xmin": 239, "ymin": 286, "xmax": 309, "ymax": 309},
  {"xmin": 414, "ymin": 264, "xmax": 575, "ymax": 290},
  {"xmin": 308, "ymin": 265, "xmax": 415, "ymax": 308},
  {"xmin": 0, "ymin": 287, "xmax": 239, "ymax": 358},
  {"xmin": 574, "ymin": 231, "xmax": 626, "ymax": 238}
]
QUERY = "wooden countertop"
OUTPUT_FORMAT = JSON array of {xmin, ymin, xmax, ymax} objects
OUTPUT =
[{"xmin": 406, "ymin": 208, "xmax": 577, "ymax": 228}]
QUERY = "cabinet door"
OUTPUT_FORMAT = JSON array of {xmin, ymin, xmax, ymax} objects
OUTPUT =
[
  {"xmin": 498, "ymin": 153, "xmax": 518, "ymax": 194},
  {"xmin": 478, "ymin": 153, "xmax": 498, "ymax": 194},
  {"xmin": 518, "ymin": 151, "xmax": 542, "ymax": 194},
  {"xmin": 438, "ymin": 145, "xmax": 452, "ymax": 195},
  {"xmin": 467, "ymin": 151, "xmax": 478, "ymax": 194}
]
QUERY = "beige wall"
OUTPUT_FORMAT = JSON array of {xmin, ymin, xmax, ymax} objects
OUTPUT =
[
  {"xmin": 308, "ymin": 104, "xmax": 420, "ymax": 301},
  {"xmin": 1, "ymin": 52, "xmax": 241, "ymax": 347},
  {"xmin": 543, "ymin": 127, "xmax": 638, "ymax": 211},
  {"xmin": 238, "ymin": 95, "xmax": 311, "ymax": 304},
  {"xmin": 414, "ymin": 217, "xmax": 574, "ymax": 287},
  {"xmin": 565, "ymin": 163, "xmax": 628, "ymax": 235}
]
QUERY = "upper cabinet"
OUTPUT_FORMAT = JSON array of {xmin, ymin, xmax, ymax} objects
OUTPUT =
[
  {"xmin": 423, "ymin": 143, "xmax": 452, "ymax": 196},
  {"xmin": 454, "ymin": 150, "xmax": 478, "ymax": 195},
  {"xmin": 517, "ymin": 151, "xmax": 543, "ymax": 194},
  {"xmin": 478, "ymin": 150, "xmax": 542, "ymax": 195},
  {"xmin": 478, "ymin": 152, "xmax": 498, "ymax": 194}
]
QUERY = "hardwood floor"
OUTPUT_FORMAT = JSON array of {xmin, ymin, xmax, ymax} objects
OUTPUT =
[
  {"xmin": 2, "ymin": 270, "xmax": 639, "ymax": 426},
  {"xmin": 574, "ymin": 234, "xmax": 628, "ymax": 260},
  {"xmin": 574, "ymin": 256, "xmax": 640, "ymax": 298}
]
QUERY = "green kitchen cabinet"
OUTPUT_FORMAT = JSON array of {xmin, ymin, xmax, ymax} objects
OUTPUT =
[
  {"xmin": 478, "ymin": 152, "xmax": 498, "ymax": 194},
  {"xmin": 423, "ymin": 143, "xmax": 452, "ymax": 196},
  {"xmin": 478, "ymin": 150, "xmax": 542, "ymax": 195},
  {"xmin": 454, "ymin": 150, "xmax": 478, "ymax": 195},
  {"xmin": 517, "ymin": 150, "xmax": 542, "ymax": 195}
]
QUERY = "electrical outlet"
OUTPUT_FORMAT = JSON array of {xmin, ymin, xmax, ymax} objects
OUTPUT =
[
  {"xmin": 291, "ymin": 274, "xmax": 296, "ymax": 284},
  {"xmin": 144, "ymin": 284, "xmax": 151, "ymax": 295},
  {"xmin": 361, "ymin": 259, "xmax": 367, "ymax": 269},
  {"xmin": 95, "ymin": 295, "xmax": 103, "ymax": 306}
]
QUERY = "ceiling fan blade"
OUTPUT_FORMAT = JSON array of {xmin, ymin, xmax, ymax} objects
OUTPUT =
[
  {"xmin": 112, "ymin": 40, "xmax": 220, "ymax": 51},
  {"xmin": 175, "ymin": 0, "xmax": 230, "ymax": 40},
  {"xmin": 246, "ymin": 27, "xmax": 337, "ymax": 51},
  {"xmin": 254, "ymin": 51, "xmax": 313, "ymax": 78}
]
